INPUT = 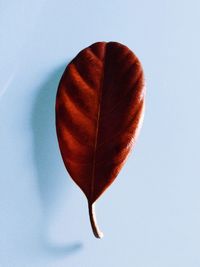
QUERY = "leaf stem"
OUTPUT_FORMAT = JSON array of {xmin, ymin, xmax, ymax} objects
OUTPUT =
[{"xmin": 88, "ymin": 202, "xmax": 104, "ymax": 239}]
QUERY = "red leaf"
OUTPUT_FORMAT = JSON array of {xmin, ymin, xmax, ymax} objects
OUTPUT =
[{"xmin": 56, "ymin": 41, "xmax": 145, "ymax": 238}]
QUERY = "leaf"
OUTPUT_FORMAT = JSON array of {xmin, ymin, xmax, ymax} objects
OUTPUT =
[{"xmin": 55, "ymin": 41, "xmax": 145, "ymax": 238}]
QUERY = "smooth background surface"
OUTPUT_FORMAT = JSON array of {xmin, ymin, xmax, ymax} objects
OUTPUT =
[{"xmin": 0, "ymin": 1, "xmax": 200, "ymax": 266}]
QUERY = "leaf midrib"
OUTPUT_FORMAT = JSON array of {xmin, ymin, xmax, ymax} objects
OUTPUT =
[{"xmin": 90, "ymin": 43, "xmax": 107, "ymax": 202}]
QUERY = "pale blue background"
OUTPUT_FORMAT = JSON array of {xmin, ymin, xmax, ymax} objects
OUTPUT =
[{"xmin": 0, "ymin": 1, "xmax": 199, "ymax": 266}]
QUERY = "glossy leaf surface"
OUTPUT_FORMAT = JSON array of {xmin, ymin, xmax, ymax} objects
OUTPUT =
[{"xmin": 56, "ymin": 41, "xmax": 145, "ymax": 238}]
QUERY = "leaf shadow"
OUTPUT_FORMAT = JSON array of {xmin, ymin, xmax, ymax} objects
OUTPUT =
[
  {"xmin": 43, "ymin": 242, "xmax": 83, "ymax": 258},
  {"xmin": 31, "ymin": 63, "xmax": 82, "ymax": 257}
]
